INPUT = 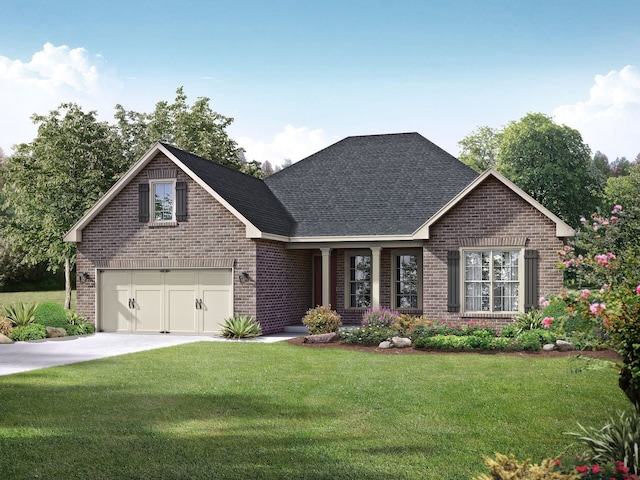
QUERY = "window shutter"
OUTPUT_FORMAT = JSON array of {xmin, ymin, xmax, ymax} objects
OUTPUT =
[
  {"xmin": 138, "ymin": 183, "xmax": 149, "ymax": 222},
  {"xmin": 524, "ymin": 250, "xmax": 538, "ymax": 312},
  {"xmin": 176, "ymin": 181, "xmax": 187, "ymax": 221},
  {"xmin": 447, "ymin": 250, "xmax": 460, "ymax": 312}
]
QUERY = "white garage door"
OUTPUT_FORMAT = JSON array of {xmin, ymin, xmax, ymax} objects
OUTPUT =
[{"xmin": 99, "ymin": 269, "xmax": 233, "ymax": 334}]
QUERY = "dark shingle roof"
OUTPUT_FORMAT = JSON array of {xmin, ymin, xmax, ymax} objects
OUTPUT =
[
  {"xmin": 264, "ymin": 133, "xmax": 479, "ymax": 237},
  {"xmin": 161, "ymin": 143, "xmax": 295, "ymax": 237}
]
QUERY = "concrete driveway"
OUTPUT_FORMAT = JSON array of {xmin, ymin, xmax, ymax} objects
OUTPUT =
[{"xmin": 0, "ymin": 332, "xmax": 302, "ymax": 376}]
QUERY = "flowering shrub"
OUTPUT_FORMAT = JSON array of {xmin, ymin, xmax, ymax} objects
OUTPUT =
[
  {"xmin": 361, "ymin": 307, "xmax": 400, "ymax": 328},
  {"xmin": 554, "ymin": 453, "xmax": 639, "ymax": 479},
  {"xmin": 559, "ymin": 204, "xmax": 640, "ymax": 404},
  {"xmin": 339, "ymin": 325, "xmax": 395, "ymax": 345},
  {"xmin": 410, "ymin": 320, "xmax": 497, "ymax": 338},
  {"xmin": 302, "ymin": 305, "xmax": 342, "ymax": 334}
]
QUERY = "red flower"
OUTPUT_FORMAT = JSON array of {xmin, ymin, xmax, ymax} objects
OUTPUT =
[
  {"xmin": 576, "ymin": 465, "xmax": 589, "ymax": 473},
  {"xmin": 591, "ymin": 464, "xmax": 600, "ymax": 473}
]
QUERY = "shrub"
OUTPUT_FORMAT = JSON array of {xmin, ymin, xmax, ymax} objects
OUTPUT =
[
  {"xmin": 515, "ymin": 330, "xmax": 543, "ymax": 351},
  {"xmin": 339, "ymin": 325, "xmax": 396, "ymax": 345},
  {"xmin": 410, "ymin": 321, "xmax": 498, "ymax": 341},
  {"xmin": 8, "ymin": 324, "xmax": 47, "ymax": 341},
  {"xmin": 2, "ymin": 303, "xmax": 38, "ymax": 327},
  {"xmin": 392, "ymin": 313, "xmax": 423, "ymax": 335},
  {"xmin": 500, "ymin": 323, "xmax": 520, "ymax": 338},
  {"xmin": 474, "ymin": 453, "xmax": 578, "ymax": 480},
  {"xmin": 302, "ymin": 305, "xmax": 341, "ymax": 334},
  {"xmin": 361, "ymin": 307, "xmax": 400, "ymax": 327},
  {"xmin": 0, "ymin": 316, "xmax": 12, "ymax": 335},
  {"xmin": 64, "ymin": 313, "xmax": 95, "ymax": 336},
  {"xmin": 513, "ymin": 309, "xmax": 544, "ymax": 333},
  {"xmin": 220, "ymin": 316, "xmax": 262, "ymax": 339},
  {"xmin": 34, "ymin": 302, "xmax": 67, "ymax": 328},
  {"xmin": 567, "ymin": 405, "xmax": 640, "ymax": 475}
]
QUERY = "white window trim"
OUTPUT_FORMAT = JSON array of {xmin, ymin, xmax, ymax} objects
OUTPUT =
[
  {"xmin": 460, "ymin": 247, "xmax": 525, "ymax": 314},
  {"xmin": 391, "ymin": 249, "xmax": 422, "ymax": 310},
  {"xmin": 344, "ymin": 250, "xmax": 372, "ymax": 310},
  {"xmin": 150, "ymin": 179, "xmax": 177, "ymax": 224}
]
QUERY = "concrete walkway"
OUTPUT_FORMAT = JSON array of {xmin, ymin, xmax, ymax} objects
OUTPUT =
[{"xmin": 0, "ymin": 332, "xmax": 303, "ymax": 376}]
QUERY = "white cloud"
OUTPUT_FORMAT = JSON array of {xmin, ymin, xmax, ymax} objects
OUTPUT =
[
  {"xmin": 235, "ymin": 125, "xmax": 334, "ymax": 166},
  {"xmin": 554, "ymin": 65, "xmax": 640, "ymax": 160},
  {"xmin": 0, "ymin": 43, "xmax": 122, "ymax": 153}
]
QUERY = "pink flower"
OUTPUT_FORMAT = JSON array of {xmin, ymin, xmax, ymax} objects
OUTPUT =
[
  {"xmin": 542, "ymin": 317, "xmax": 554, "ymax": 328},
  {"xmin": 564, "ymin": 259, "xmax": 575, "ymax": 268},
  {"xmin": 576, "ymin": 465, "xmax": 589, "ymax": 473},
  {"xmin": 580, "ymin": 216, "xmax": 586, "ymax": 223},
  {"xmin": 611, "ymin": 216, "xmax": 619, "ymax": 224},
  {"xmin": 591, "ymin": 465, "xmax": 600, "ymax": 473},
  {"xmin": 637, "ymin": 285, "xmax": 640, "ymax": 295},
  {"xmin": 589, "ymin": 303, "xmax": 606, "ymax": 315},
  {"xmin": 613, "ymin": 205, "xmax": 622, "ymax": 213},
  {"xmin": 580, "ymin": 289, "xmax": 591, "ymax": 299}
]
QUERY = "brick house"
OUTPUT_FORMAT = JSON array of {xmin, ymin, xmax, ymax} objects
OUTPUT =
[{"xmin": 64, "ymin": 133, "xmax": 573, "ymax": 335}]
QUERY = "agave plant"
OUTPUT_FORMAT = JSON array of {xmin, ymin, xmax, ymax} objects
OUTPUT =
[
  {"xmin": 220, "ymin": 316, "xmax": 262, "ymax": 339},
  {"xmin": 2, "ymin": 303, "xmax": 38, "ymax": 327}
]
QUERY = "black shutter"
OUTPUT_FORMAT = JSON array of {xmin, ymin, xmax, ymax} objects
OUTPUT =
[
  {"xmin": 447, "ymin": 250, "xmax": 460, "ymax": 312},
  {"xmin": 138, "ymin": 183, "xmax": 149, "ymax": 222},
  {"xmin": 524, "ymin": 250, "xmax": 538, "ymax": 312},
  {"xmin": 176, "ymin": 182, "xmax": 187, "ymax": 221}
]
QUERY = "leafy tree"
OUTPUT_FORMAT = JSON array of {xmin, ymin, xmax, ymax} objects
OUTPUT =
[
  {"xmin": 496, "ymin": 113, "xmax": 602, "ymax": 228},
  {"xmin": 610, "ymin": 157, "xmax": 632, "ymax": 177},
  {"xmin": 457, "ymin": 126, "xmax": 502, "ymax": 173},
  {"xmin": 604, "ymin": 163, "xmax": 640, "ymax": 209},
  {"xmin": 261, "ymin": 160, "xmax": 275, "ymax": 177},
  {"xmin": 114, "ymin": 87, "xmax": 246, "ymax": 172},
  {"xmin": 1, "ymin": 104, "xmax": 125, "ymax": 307},
  {"xmin": 591, "ymin": 151, "xmax": 611, "ymax": 180}
]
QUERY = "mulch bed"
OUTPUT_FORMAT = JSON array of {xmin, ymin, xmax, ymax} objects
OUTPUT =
[{"xmin": 285, "ymin": 336, "xmax": 622, "ymax": 360}]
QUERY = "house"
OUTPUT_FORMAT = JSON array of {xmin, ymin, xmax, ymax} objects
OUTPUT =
[{"xmin": 64, "ymin": 133, "xmax": 573, "ymax": 335}]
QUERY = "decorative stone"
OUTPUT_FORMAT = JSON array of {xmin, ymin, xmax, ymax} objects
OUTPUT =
[
  {"xmin": 378, "ymin": 341, "xmax": 391, "ymax": 349},
  {"xmin": 46, "ymin": 326, "xmax": 67, "ymax": 338},
  {"xmin": 391, "ymin": 337, "xmax": 412, "ymax": 348},
  {"xmin": 0, "ymin": 333, "xmax": 14, "ymax": 344},
  {"xmin": 542, "ymin": 343, "xmax": 556, "ymax": 352},
  {"xmin": 555, "ymin": 339, "xmax": 575, "ymax": 352},
  {"xmin": 303, "ymin": 332, "xmax": 337, "ymax": 344}
]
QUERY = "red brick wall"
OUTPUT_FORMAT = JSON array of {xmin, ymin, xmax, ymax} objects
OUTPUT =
[
  {"xmin": 255, "ymin": 240, "xmax": 312, "ymax": 334},
  {"xmin": 76, "ymin": 154, "xmax": 257, "ymax": 326},
  {"xmin": 423, "ymin": 176, "xmax": 565, "ymax": 329}
]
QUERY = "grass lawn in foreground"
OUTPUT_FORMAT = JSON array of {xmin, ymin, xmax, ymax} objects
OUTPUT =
[
  {"xmin": 0, "ymin": 290, "xmax": 76, "ymax": 311},
  {"xmin": 0, "ymin": 341, "xmax": 628, "ymax": 479}
]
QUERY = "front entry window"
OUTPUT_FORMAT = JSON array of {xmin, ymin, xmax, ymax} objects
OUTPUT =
[{"xmin": 349, "ymin": 254, "xmax": 371, "ymax": 308}]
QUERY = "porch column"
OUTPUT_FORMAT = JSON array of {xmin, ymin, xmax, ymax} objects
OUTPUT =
[
  {"xmin": 320, "ymin": 248, "xmax": 332, "ymax": 306},
  {"xmin": 370, "ymin": 246, "xmax": 382, "ymax": 308}
]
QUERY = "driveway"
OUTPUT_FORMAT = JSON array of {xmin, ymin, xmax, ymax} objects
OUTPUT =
[{"xmin": 0, "ymin": 332, "xmax": 302, "ymax": 376}]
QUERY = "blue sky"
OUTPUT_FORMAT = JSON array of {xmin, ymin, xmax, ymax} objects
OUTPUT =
[{"xmin": 1, "ymin": 0, "xmax": 639, "ymax": 164}]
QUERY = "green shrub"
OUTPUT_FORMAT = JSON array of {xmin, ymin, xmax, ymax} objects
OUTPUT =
[
  {"xmin": 2, "ymin": 303, "xmax": 38, "ymax": 327},
  {"xmin": 542, "ymin": 298, "xmax": 569, "ymax": 322},
  {"xmin": 513, "ymin": 309, "xmax": 544, "ymax": 333},
  {"xmin": 392, "ymin": 314, "xmax": 424, "ymax": 335},
  {"xmin": 411, "ymin": 321, "xmax": 497, "ymax": 339},
  {"xmin": 361, "ymin": 307, "xmax": 399, "ymax": 327},
  {"xmin": 500, "ymin": 323, "xmax": 520, "ymax": 338},
  {"xmin": 567, "ymin": 405, "xmax": 640, "ymax": 474},
  {"xmin": 413, "ymin": 334, "xmax": 521, "ymax": 351},
  {"xmin": 515, "ymin": 330, "xmax": 543, "ymax": 351},
  {"xmin": 339, "ymin": 325, "xmax": 396, "ymax": 345},
  {"xmin": 34, "ymin": 302, "xmax": 67, "ymax": 328},
  {"xmin": 302, "ymin": 305, "xmax": 342, "ymax": 334},
  {"xmin": 220, "ymin": 316, "xmax": 262, "ymax": 339},
  {"xmin": 8, "ymin": 324, "xmax": 47, "ymax": 341}
]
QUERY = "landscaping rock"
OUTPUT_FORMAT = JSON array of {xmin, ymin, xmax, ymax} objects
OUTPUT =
[
  {"xmin": 542, "ymin": 343, "xmax": 556, "ymax": 352},
  {"xmin": 46, "ymin": 326, "xmax": 67, "ymax": 338},
  {"xmin": 391, "ymin": 337, "xmax": 412, "ymax": 348},
  {"xmin": 378, "ymin": 341, "xmax": 391, "ymax": 349},
  {"xmin": 555, "ymin": 339, "xmax": 575, "ymax": 352},
  {"xmin": 0, "ymin": 333, "xmax": 14, "ymax": 344},
  {"xmin": 303, "ymin": 332, "xmax": 337, "ymax": 344}
]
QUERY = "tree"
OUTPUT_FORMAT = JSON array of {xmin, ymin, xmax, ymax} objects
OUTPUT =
[
  {"xmin": 1, "ymin": 104, "xmax": 125, "ymax": 307},
  {"xmin": 604, "ymin": 163, "xmax": 640, "ymax": 209},
  {"xmin": 457, "ymin": 126, "xmax": 502, "ymax": 173},
  {"xmin": 496, "ymin": 113, "xmax": 602, "ymax": 228},
  {"xmin": 610, "ymin": 157, "xmax": 632, "ymax": 177},
  {"xmin": 115, "ymin": 87, "xmax": 245, "ymax": 171},
  {"xmin": 591, "ymin": 151, "xmax": 611, "ymax": 180}
]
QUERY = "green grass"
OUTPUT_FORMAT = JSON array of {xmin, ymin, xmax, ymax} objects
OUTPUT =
[
  {"xmin": 0, "ymin": 342, "xmax": 629, "ymax": 479},
  {"xmin": 0, "ymin": 290, "xmax": 76, "ymax": 311}
]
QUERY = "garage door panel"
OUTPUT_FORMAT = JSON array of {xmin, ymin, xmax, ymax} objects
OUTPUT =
[
  {"xmin": 167, "ymin": 289, "xmax": 197, "ymax": 333},
  {"xmin": 133, "ymin": 288, "xmax": 163, "ymax": 332},
  {"xmin": 201, "ymin": 288, "xmax": 232, "ymax": 334},
  {"xmin": 100, "ymin": 271, "xmax": 131, "ymax": 332}
]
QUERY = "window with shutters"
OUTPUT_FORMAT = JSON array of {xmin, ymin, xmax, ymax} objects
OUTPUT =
[
  {"xmin": 151, "ymin": 180, "xmax": 175, "ymax": 222},
  {"xmin": 463, "ymin": 249, "xmax": 522, "ymax": 313}
]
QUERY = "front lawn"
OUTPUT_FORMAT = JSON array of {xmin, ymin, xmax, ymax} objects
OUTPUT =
[
  {"xmin": 0, "ymin": 341, "xmax": 628, "ymax": 479},
  {"xmin": 0, "ymin": 290, "xmax": 76, "ymax": 311}
]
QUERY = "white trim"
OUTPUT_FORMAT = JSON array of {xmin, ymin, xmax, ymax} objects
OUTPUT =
[
  {"xmin": 412, "ymin": 169, "xmax": 575, "ymax": 240},
  {"xmin": 149, "ymin": 178, "xmax": 176, "ymax": 223}
]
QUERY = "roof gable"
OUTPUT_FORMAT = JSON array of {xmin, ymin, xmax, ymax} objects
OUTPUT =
[{"xmin": 265, "ymin": 133, "xmax": 479, "ymax": 237}]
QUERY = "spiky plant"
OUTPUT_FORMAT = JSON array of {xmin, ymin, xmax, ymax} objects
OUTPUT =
[
  {"xmin": 2, "ymin": 303, "xmax": 38, "ymax": 327},
  {"xmin": 220, "ymin": 316, "xmax": 262, "ymax": 339}
]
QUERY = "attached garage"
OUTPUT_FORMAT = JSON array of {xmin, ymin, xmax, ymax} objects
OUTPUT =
[{"xmin": 99, "ymin": 269, "xmax": 233, "ymax": 334}]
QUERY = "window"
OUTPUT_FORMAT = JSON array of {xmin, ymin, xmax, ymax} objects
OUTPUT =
[
  {"xmin": 394, "ymin": 252, "xmax": 420, "ymax": 309},
  {"xmin": 151, "ymin": 180, "xmax": 175, "ymax": 222},
  {"xmin": 464, "ymin": 250, "xmax": 520, "ymax": 312},
  {"xmin": 348, "ymin": 254, "xmax": 371, "ymax": 308}
]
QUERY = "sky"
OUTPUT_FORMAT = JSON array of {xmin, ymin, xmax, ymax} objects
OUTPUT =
[{"xmin": 1, "ymin": 0, "xmax": 639, "ymax": 166}]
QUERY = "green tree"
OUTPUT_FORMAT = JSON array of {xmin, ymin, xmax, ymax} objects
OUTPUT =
[
  {"xmin": 457, "ymin": 126, "xmax": 502, "ymax": 173},
  {"xmin": 610, "ymin": 157, "xmax": 632, "ymax": 177},
  {"xmin": 496, "ymin": 113, "xmax": 601, "ymax": 228},
  {"xmin": 1, "ymin": 104, "xmax": 125, "ymax": 307},
  {"xmin": 114, "ymin": 87, "xmax": 246, "ymax": 172},
  {"xmin": 604, "ymin": 163, "xmax": 640, "ymax": 209}
]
